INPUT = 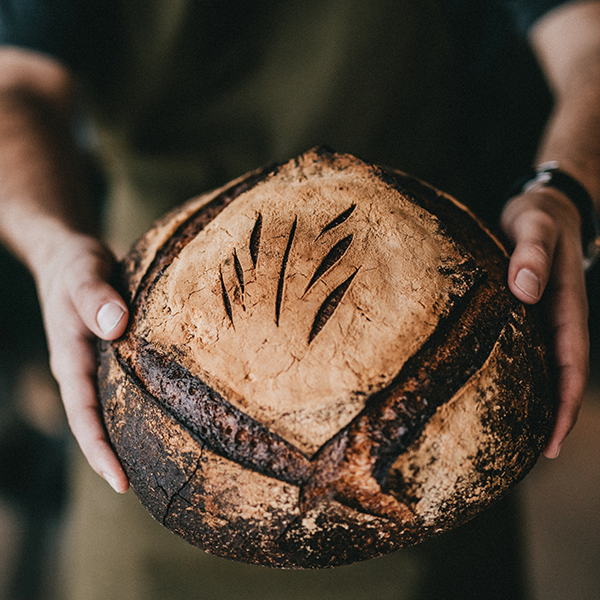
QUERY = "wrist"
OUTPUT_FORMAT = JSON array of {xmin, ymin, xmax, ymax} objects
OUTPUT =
[
  {"xmin": 509, "ymin": 162, "xmax": 600, "ymax": 270},
  {"xmin": 5, "ymin": 208, "xmax": 93, "ymax": 284}
]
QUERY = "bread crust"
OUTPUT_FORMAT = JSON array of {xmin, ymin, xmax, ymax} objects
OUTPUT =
[{"xmin": 98, "ymin": 147, "xmax": 554, "ymax": 568}]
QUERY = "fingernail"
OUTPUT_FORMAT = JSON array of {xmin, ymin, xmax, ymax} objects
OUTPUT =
[
  {"xmin": 97, "ymin": 303, "xmax": 125, "ymax": 335},
  {"xmin": 103, "ymin": 472, "xmax": 125, "ymax": 494},
  {"xmin": 515, "ymin": 269, "xmax": 540, "ymax": 300}
]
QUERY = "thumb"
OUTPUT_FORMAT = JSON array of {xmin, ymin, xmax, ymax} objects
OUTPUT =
[
  {"xmin": 502, "ymin": 198, "xmax": 559, "ymax": 304},
  {"xmin": 64, "ymin": 243, "xmax": 129, "ymax": 340},
  {"xmin": 95, "ymin": 297, "xmax": 129, "ymax": 339}
]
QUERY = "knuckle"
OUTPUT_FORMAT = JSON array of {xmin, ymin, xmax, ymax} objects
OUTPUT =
[
  {"xmin": 71, "ymin": 278, "xmax": 100, "ymax": 308},
  {"xmin": 523, "ymin": 240, "xmax": 552, "ymax": 266},
  {"xmin": 513, "ymin": 210, "xmax": 558, "ymax": 267},
  {"xmin": 524, "ymin": 207, "xmax": 559, "ymax": 239},
  {"xmin": 68, "ymin": 269, "xmax": 115, "ymax": 325}
]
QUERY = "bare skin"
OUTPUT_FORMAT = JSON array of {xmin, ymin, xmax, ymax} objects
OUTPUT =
[
  {"xmin": 0, "ymin": 49, "xmax": 130, "ymax": 492},
  {"xmin": 0, "ymin": 1, "xmax": 599, "ymax": 492},
  {"xmin": 503, "ymin": 0, "xmax": 600, "ymax": 458}
]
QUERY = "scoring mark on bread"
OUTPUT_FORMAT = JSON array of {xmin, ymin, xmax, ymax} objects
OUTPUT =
[
  {"xmin": 316, "ymin": 204, "xmax": 356, "ymax": 240},
  {"xmin": 275, "ymin": 217, "xmax": 297, "ymax": 326},
  {"xmin": 219, "ymin": 266, "xmax": 234, "ymax": 327},
  {"xmin": 233, "ymin": 249, "xmax": 245, "ymax": 296},
  {"xmin": 273, "ymin": 212, "xmax": 357, "ymax": 334},
  {"xmin": 249, "ymin": 213, "xmax": 262, "ymax": 269},
  {"xmin": 217, "ymin": 212, "xmax": 358, "ymax": 337},
  {"xmin": 303, "ymin": 234, "xmax": 354, "ymax": 297},
  {"xmin": 309, "ymin": 269, "xmax": 358, "ymax": 344}
]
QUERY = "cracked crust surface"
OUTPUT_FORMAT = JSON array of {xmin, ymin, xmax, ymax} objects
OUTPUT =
[{"xmin": 98, "ymin": 148, "xmax": 554, "ymax": 568}]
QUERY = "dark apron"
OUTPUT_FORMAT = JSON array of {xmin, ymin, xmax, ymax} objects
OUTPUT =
[
  {"xmin": 61, "ymin": 2, "xmax": 528, "ymax": 598},
  {"xmin": 87, "ymin": 0, "xmax": 460, "ymax": 249}
]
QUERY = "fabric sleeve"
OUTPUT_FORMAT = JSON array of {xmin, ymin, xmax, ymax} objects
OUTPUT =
[
  {"xmin": 505, "ymin": 0, "xmax": 574, "ymax": 33},
  {"xmin": 0, "ymin": 0, "xmax": 81, "ymax": 63},
  {"xmin": 0, "ymin": 0, "xmax": 117, "ymax": 83}
]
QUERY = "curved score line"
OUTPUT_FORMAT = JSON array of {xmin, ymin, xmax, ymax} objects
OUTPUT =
[
  {"xmin": 308, "ymin": 268, "xmax": 359, "ymax": 344},
  {"xmin": 275, "ymin": 217, "xmax": 298, "ymax": 326},
  {"xmin": 304, "ymin": 234, "xmax": 354, "ymax": 297},
  {"xmin": 316, "ymin": 204, "xmax": 356, "ymax": 240}
]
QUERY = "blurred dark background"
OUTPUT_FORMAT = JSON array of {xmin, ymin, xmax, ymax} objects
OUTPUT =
[{"xmin": 0, "ymin": 244, "xmax": 67, "ymax": 600}]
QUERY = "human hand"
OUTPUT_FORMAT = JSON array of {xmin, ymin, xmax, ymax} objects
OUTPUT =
[
  {"xmin": 501, "ymin": 187, "xmax": 589, "ymax": 459},
  {"xmin": 35, "ymin": 232, "xmax": 130, "ymax": 492}
]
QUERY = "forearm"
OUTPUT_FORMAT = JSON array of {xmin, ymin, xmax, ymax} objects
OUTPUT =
[
  {"xmin": 530, "ymin": 1, "xmax": 600, "ymax": 214},
  {"xmin": 534, "ymin": 71, "xmax": 600, "ymax": 220},
  {"xmin": 498, "ymin": 3, "xmax": 600, "ymax": 457},
  {"xmin": 0, "ymin": 48, "xmax": 94, "ymax": 278},
  {"xmin": 0, "ymin": 49, "xmax": 129, "ymax": 491}
]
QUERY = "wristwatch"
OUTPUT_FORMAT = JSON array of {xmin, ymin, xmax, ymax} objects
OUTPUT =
[{"xmin": 511, "ymin": 161, "xmax": 600, "ymax": 271}]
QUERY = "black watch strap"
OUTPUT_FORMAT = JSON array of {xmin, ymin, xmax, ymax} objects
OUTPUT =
[{"xmin": 510, "ymin": 161, "xmax": 600, "ymax": 271}]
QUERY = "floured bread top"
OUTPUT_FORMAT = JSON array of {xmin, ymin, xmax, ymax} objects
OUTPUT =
[{"xmin": 134, "ymin": 154, "xmax": 480, "ymax": 455}]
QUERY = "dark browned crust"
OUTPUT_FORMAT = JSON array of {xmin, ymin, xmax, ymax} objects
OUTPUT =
[
  {"xmin": 99, "ymin": 147, "xmax": 553, "ymax": 568},
  {"xmin": 98, "ymin": 340, "xmax": 419, "ymax": 568},
  {"xmin": 115, "ymin": 338, "xmax": 311, "ymax": 486},
  {"xmin": 301, "ymin": 273, "xmax": 514, "ymax": 517},
  {"xmin": 98, "ymin": 313, "xmax": 552, "ymax": 568},
  {"xmin": 389, "ymin": 306, "xmax": 553, "ymax": 533}
]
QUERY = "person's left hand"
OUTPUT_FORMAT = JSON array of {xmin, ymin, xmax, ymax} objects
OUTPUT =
[{"xmin": 501, "ymin": 186, "xmax": 589, "ymax": 458}]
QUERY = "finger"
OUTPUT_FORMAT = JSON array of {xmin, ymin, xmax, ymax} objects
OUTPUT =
[
  {"xmin": 543, "ymin": 348, "xmax": 588, "ymax": 458},
  {"xmin": 542, "ymin": 249, "xmax": 589, "ymax": 458},
  {"xmin": 543, "ymin": 366, "xmax": 585, "ymax": 459},
  {"xmin": 505, "ymin": 206, "xmax": 559, "ymax": 304},
  {"xmin": 65, "ymin": 248, "xmax": 129, "ymax": 340},
  {"xmin": 51, "ymin": 333, "xmax": 130, "ymax": 492}
]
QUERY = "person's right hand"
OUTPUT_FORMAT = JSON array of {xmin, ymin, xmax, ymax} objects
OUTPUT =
[
  {"xmin": 0, "ymin": 47, "xmax": 131, "ymax": 493},
  {"xmin": 36, "ymin": 232, "xmax": 130, "ymax": 493}
]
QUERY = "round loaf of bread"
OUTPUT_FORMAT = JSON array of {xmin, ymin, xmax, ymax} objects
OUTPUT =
[{"xmin": 98, "ymin": 147, "xmax": 554, "ymax": 568}]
